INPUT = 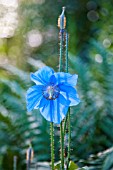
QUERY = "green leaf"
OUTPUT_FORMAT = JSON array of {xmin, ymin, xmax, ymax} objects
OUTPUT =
[
  {"xmin": 68, "ymin": 161, "xmax": 79, "ymax": 170},
  {"xmin": 103, "ymin": 152, "xmax": 113, "ymax": 170},
  {"xmin": 54, "ymin": 162, "xmax": 61, "ymax": 170}
]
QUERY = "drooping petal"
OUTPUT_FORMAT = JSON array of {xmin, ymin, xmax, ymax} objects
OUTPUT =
[
  {"xmin": 39, "ymin": 100, "xmax": 53, "ymax": 122},
  {"xmin": 58, "ymin": 94, "xmax": 70, "ymax": 106},
  {"xmin": 35, "ymin": 97, "xmax": 49, "ymax": 109},
  {"xmin": 30, "ymin": 66, "xmax": 54, "ymax": 85},
  {"xmin": 26, "ymin": 85, "xmax": 43, "ymax": 112},
  {"xmin": 52, "ymin": 95, "xmax": 69, "ymax": 123},
  {"xmin": 59, "ymin": 85, "xmax": 80, "ymax": 106},
  {"xmin": 54, "ymin": 72, "xmax": 78, "ymax": 86},
  {"xmin": 39, "ymin": 94, "xmax": 69, "ymax": 124}
]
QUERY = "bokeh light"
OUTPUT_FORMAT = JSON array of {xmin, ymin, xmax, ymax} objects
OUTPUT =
[
  {"xmin": 103, "ymin": 38, "xmax": 111, "ymax": 48},
  {"xmin": 95, "ymin": 54, "xmax": 103, "ymax": 63},
  {"xmin": 27, "ymin": 30, "xmax": 43, "ymax": 48},
  {"xmin": 86, "ymin": 1, "xmax": 97, "ymax": 10},
  {"xmin": 87, "ymin": 10, "xmax": 99, "ymax": 22}
]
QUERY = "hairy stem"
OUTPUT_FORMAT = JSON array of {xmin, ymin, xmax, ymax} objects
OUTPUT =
[
  {"xmin": 60, "ymin": 121, "xmax": 64, "ymax": 169},
  {"xmin": 59, "ymin": 32, "xmax": 63, "ymax": 72},
  {"xmin": 59, "ymin": 31, "xmax": 65, "ymax": 169},
  {"xmin": 50, "ymin": 122, "xmax": 54, "ymax": 170},
  {"xmin": 65, "ymin": 32, "xmax": 71, "ymax": 169},
  {"xmin": 67, "ymin": 108, "xmax": 71, "ymax": 169},
  {"xmin": 65, "ymin": 32, "xmax": 68, "ymax": 73},
  {"xmin": 63, "ymin": 114, "xmax": 68, "ymax": 137}
]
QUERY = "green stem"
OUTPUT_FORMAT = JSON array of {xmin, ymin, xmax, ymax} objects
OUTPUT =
[
  {"xmin": 65, "ymin": 32, "xmax": 68, "ymax": 73},
  {"xmin": 59, "ymin": 31, "xmax": 65, "ymax": 169},
  {"xmin": 63, "ymin": 114, "xmax": 68, "ymax": 137},
  {"xmin": 50, "ymin": 122, "xmax": 54, "ymax": 170},
  {"xmin": 64, "ymin": 31, "xmax": 69, "ymax": 144},
  {"xmin": 65, "ymin": 32, "xmax": 71, "ymax": 169},
  {"xmin": 60, "ymin": 121, "xmax": 64, "ymax": 169},
  {"xmin": 59, "ymin": 32, "xmax": 63, "ymax": 72},
  {"xmin": 67, "ymin": 108, "xmax": 71, "ymax": 169}
]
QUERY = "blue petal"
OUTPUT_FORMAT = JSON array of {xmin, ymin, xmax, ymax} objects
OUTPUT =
[
  {"xmin": 30, "ymin": 66, "xmax": 54, "ymax": 85},
  {"xmin": 52, "ymin": 95, "xmax": 69, "ymax": 123},
  {"xmin": 35, "ymin": 97, "xmax": 49, "ymax": 109},
  {"xmin": 39, "ymin": 94, "xmax": 69, "ymax": 124},
  {"xmin": 49, "ymin": 75, "xmax": 57, "ymax": 84},
  {"xmin": 27, "ymin": 95, "xmax": 42, "ymax": 112},
  {"xmin": 26, "ymin": 85, "xmax": 43, "ymax": 112},
  {"xmin": 54, "ymin": 72, "xmax": 78, "ymax": 86},
  {"xmin": 59, "ymin": 85, "xmax": 80, "ymax": 106},
  {"xmin": 39, "ymin": 100, "xmax": 52, "ymax": 122},
  {"xmin": 58, "ymin": 94, "xmax": 70, "ymax": 106},
  {"xmin": 27, "ymin": 85, "xmax": 43, "ymax": 99}
]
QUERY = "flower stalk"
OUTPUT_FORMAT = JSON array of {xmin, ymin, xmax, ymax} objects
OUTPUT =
[
  {"xmin": 59, "ymin": 31, "xmax": 63, "ymax": 72},
  {"xmin": 59, "ymin": 30, "xmax": 65, "ymax": 168},
  {"xmin": 65, "ymin": 32, "xmax": 71, "ymax": 169},
  {"xmin": 63, "ymin": 32, "xmax": 69, "ymax": 135},
  {"xmin": 50, "ymin": 122, "xmax": 54, "ymax": 170},
  {"xmin": 59, "ymin": 10, "xmax": 71, "ymax": 169},
  {"xmin": 60, "ymin": 122, "xmax": 64, "ymax": 169},
  {"xmin": 65, "ymin": 32, "xmax": 68, "ymax": 73},
  {"xmin": 58, "ymin": 7, "xmax": 66, "ymax": 169},
  {"xmin": 67, "ymin": 108, "xmax": 71, "ymax": 169}
]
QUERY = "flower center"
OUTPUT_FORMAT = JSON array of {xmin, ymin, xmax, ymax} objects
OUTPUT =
[{"xmin": 42, "ymin": 84, "xmax": 60, "ymax": 100}]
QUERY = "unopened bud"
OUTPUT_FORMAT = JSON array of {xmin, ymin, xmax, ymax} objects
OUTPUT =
[
  {"xmin": 26, "ymin": 144, "xmax": 34, "ymax": 162},
  {"xmin": 58, "ymin": 7, "xmax": 66, "ymax": 29}
]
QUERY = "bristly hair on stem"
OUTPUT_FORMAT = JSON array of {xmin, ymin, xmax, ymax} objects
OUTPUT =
[
  {"xmin": 58, "ymin": 7, "xmax": 72, "ymax": 169},
  {"xmin": 65, "ymin": 32, "xmax": 69, "ymax": 73},
  {"xmin": 59, "ymin": 32, "xmax": 66, "ymax": 72},
  {"xmin": 60, "ymin": 121, "xmax": 64, "ymax": 170},
  {"xmin": 67, "ymin": 108, "xmax": 71, "ymax": 169},
  {"xmin": 50, "ymin": 122, "xmax": 54, "ymax": 170},
  {"xmin": 59, "ymin": 31, "xmax": 63, "ymax": 72},
  {"xmin": 58, "ymin": 7, "xmax": 66, "ymax": 169},
  {"xmin": 59, "ymin": 30, "xmax": 65, "ymax": 169},
  {"xmin": 65, "ymin": 28, "xmax": 71, "ymax": 169}
]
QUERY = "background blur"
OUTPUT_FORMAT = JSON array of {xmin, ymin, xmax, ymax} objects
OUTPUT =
[{"xmin": 0, "ymin": 0, "xmax": 113, "ymax": 169}]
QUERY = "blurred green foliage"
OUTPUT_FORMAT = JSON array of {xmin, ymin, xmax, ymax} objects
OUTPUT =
[{"xmin": 0, "ymin": 0, "xmax": 113, "ymax": 169}]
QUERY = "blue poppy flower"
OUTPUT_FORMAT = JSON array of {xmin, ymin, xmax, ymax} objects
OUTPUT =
[{"xmin": 26, "ymin": 66, "xmax": 80, "ymax": 124}]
